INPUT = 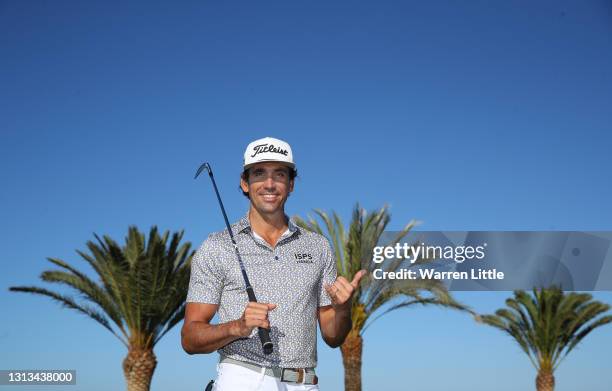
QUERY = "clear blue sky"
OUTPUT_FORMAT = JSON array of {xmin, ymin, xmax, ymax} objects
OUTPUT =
[{"xmin": 1, "ymin": 1, "xmax": 612, "ymax": 390}]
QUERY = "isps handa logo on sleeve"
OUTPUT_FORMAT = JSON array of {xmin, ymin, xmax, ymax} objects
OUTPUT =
[{"xmin": 294, "ymin": 253, "xmax": 314, "ymax": 263}]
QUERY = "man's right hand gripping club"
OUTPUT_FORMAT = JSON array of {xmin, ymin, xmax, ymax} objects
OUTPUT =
[
  {"xmin": 232, "ymin": 302, "xmax": 277, "ymax": 337},
  {"xmin": 181, "ymin": 302, "xmax": 277, "ymax": 355}
]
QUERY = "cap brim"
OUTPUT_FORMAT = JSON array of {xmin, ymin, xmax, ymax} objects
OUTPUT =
[{"xmin": 244, "ymin": 160, "xmax": 295, "ymax": 170}]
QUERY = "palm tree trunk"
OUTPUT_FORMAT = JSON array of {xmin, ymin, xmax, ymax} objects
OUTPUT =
[
  {"xmin": 340, "ymin": 332, "xmax": 363, "ymax": 391},
  {"xmin": 536, "ymin": 369, "xmax": 555, "ymax": 391},
  {"xmin": 122, "ymin": 346, "xmax": 157, "ymax": 391}
]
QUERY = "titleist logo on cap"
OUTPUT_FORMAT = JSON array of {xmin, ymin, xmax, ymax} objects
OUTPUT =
[
  {"xmin": 250, "ymin": 143, "xmax": 289, "ymax": 158},
  {"xmin": 244, "ymin": 137, "xmax": 294, "ymax": 168}
]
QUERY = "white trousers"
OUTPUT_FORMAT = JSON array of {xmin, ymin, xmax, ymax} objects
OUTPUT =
[{"xmin": 212, "ymin": 362, "xmax": 320, "ymax": 391}]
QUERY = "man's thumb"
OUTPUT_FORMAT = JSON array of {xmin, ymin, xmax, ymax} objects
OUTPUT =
[
  {"xmin": 351, "ymin": 270, "xmax": 367, "ymax": 287},
  {"xmin": 267, "ymin": 303, "xmax": 277, "ymax": 310}
]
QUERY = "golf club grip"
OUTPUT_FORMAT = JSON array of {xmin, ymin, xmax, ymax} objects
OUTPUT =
[
  {"xmin": 245, "ymin": 286, "xmax": 274, "ymax": 355},
  {"xmin": 258, "ymin": 327, "xmax": 273, "ymax": 355}
]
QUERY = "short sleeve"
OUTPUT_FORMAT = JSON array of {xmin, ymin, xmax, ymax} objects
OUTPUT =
[
  {"xmin": 186, "ymin": 238, "xmax": 224, "ymax": 304},
  {"xmin": 318, "ymin": 238, "xmax": 338, "ymax": 307}
]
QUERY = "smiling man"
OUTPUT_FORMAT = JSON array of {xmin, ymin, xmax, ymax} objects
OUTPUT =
[{"xmin": 181, "ymin": 136, "xmax": 365, "ymax": 391}]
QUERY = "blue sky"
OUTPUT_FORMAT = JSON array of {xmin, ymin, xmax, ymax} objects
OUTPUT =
[{"xmin": 1, "ymin": 1, "xmax": 612, "ymax": 390}]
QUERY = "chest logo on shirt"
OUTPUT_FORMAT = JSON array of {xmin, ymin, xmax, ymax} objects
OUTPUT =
[{"xmin": 294, "ymin": 253, "xmax": 314, "ymax": 263}]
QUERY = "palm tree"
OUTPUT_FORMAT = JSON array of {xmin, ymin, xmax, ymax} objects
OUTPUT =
[
  {"xmin": 294, "ymin": 204, "xmax": 469, "ymax": 391},
  {"xmin": 10, "ymin": 226, "xmax": 193, "ymax": 391},
  {"xmin": 479, "ymin": 287, "xmax": 612, "ymax": 391}
]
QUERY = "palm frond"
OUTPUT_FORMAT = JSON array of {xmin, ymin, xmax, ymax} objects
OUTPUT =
[
  {"xmin": 297, "ymin": 203, "xmax": 467, "ymax": 336},
  {"xmin": 9, "ymin": 286, "xmax": 127, "ymax": 346},
  {"xmin": 363, "ymin": 277, "xmax": 469, "ymax": 333},
  {"xmin": 10, "ymin": 226, "xmax": 194, "ymax": 350},
  {"xmin": 480, "ymin": 287, "xmax": 612, "ymax": 372}
]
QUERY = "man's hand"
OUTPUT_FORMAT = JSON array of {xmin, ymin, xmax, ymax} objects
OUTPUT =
[
  {"xmin": 232, "ymin": 302, "xmax": 277, "ymax": 337},
  {"xmin": 325, "ymin": 269, "xmax": 367, "ymax": 310}
]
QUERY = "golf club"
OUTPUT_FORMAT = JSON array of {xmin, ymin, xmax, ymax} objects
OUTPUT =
[{"xmin": 194, "ymin": 162, "xmax": 274, "ymax": 355}]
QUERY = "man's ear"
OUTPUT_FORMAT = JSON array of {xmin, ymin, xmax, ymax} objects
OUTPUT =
[
  {"xmin": 289, "ymin": 178, "xmax": 294, "ymax": 194},
  {"xmin": 240, "ymin": 176, "xmax": 249, "ymax": 194}
]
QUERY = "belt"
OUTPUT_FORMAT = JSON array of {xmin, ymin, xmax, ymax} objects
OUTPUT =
[{"xmin": 219, "ymin": 356, "xmax": 318, "ymax": 385}]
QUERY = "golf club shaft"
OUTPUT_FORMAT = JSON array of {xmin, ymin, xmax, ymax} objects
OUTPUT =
[{"xmin": 196, "ymin": 163, "xmax": 274, "ymax": 355}]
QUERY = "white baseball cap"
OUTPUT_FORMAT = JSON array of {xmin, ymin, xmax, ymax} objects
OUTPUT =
[{"xmin": 243, "ymin": 137, "xmax": 295, "ymax": 169}]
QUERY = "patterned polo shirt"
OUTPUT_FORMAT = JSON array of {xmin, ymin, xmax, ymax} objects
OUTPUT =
[{"xmin": 186, "ymin": 212, "xmax": 337, "ymax": 368}]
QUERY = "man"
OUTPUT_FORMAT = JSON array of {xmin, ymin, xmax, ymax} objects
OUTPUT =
[{"xmin": 182, "ymin": 136, "xmax": 365, "ymax": 391}]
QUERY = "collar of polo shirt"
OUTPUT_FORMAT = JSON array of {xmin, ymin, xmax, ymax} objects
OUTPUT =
[{"xmin": 233, "ymin": 212, "xmax": 300, "ymax": 236}]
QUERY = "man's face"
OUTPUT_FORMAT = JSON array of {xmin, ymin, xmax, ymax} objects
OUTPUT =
[{"xmin": 240, "ymin": 162, "xmax": 294, "ymax": 215}]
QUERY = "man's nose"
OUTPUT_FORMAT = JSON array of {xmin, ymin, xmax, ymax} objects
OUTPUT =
[{"xmin": 263, "ymin": 176, "xmax": 276, "ymax": 189}]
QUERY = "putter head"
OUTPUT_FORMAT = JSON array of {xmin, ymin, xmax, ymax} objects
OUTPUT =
[{"xmin": 194, "ymin": 162, "xmax": 213, "ymax": 179}]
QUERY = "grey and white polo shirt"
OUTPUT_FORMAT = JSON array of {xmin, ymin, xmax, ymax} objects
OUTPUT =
[{"xmin": 186, "ymin": 213, "xmax": 337, "ymax": 368}]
